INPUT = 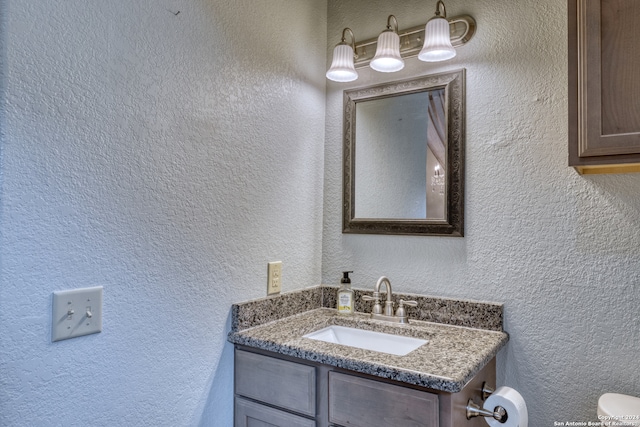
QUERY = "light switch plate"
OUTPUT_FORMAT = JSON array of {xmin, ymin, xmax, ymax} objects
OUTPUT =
[
  {"xmin": 52, "ymin": 286, "xmax": 103, "ymax": 342},
  {"xmin": 267, "ymin": 261, "xmax": 282, "ymax": 295}
]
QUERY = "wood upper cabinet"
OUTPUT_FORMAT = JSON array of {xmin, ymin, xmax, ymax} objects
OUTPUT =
[{"xmin": 568, "ymin": 0, "xmax": 640, "ymax": 174}]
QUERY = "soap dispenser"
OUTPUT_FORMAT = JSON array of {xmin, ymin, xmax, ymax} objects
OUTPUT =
[{"xmin": 337, "ymin": 271, "xmax": 354, "ymax": 315}]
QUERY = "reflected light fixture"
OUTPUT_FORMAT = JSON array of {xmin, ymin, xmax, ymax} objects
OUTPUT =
[
  {"xmin": 326, "ymin": 28, "xmax": 358, "ymax": 82},
  {"xmin": 432, "ymin": 163, "xmax": 445, "ymax": 195},
  {"xmin": 370, "ymin": 15, "xmax": 404, "ymax": 73},
  {"xmin": 419, "ymin": 1, "xmax": 456, "ymax": 62}
]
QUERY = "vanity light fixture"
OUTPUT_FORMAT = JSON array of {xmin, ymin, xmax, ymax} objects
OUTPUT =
[
  {"xmin": 326, "ymin": 28, "xmax": 359, "ymax": 82},
  {"xmin": 419, "ymin": 1, "xmax": 456, "ymax": 62},
  {"xmin": 370, "ymin": 15, "xmax": 405, "ymax": 73},
  {"xmin": 325, "ymin": 2, "xmax": 476, "ymax": 82}
]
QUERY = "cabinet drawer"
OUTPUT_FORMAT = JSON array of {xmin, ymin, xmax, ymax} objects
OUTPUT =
[
  {"xmin": 328, "ymin": 372, "xmax": 438, "ymax": 427},
  {"xmin": 235, "ymin": 350, "xmax": 316, "ymax": 417},
  {"xmin": 235, "ymin": 397, "xmax": 316, "ymax": 427}
]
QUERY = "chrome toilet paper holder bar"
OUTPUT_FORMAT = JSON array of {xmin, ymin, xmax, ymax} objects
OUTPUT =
[{"xmin": 466, "ymin": 382, "xmax": 509, "ymax": 423}]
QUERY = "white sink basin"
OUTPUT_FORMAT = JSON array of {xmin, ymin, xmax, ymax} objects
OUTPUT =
[{"xmin": 303, "ymin": 325, "xmax": 427, "ymax": 356}]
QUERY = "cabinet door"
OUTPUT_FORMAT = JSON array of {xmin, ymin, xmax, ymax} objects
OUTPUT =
[
  {"xmin": 328, "ymin": 372, "xmax": 439, "ymax": 427},
  {"xmin": 235, "ymin": 350, "xmax": 316, "ymax": 417},
  {"xmin": 569, "ymin": 0, "xmax": 640, "ymax": 172},
  {"xmin": 235, "ymin": 398, "xmax": 316, "ymax": 427}
]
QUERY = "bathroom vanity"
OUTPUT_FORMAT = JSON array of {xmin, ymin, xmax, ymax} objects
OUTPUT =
[
  {"xmin": 234, "ymin": 346, "xmax": 496, "ymax": 427},
  {"xmin": 228, "ymin": 287, "xmax": 508, "ymax": 427}
]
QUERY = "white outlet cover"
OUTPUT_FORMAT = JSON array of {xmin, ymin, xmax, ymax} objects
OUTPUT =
[
  {"xmin": 267, "ymin": 261, "xmax": 282, "ymax": 295},
  {"xmin": 52, "ymin": 286, "xmax": 103, "ymax": 342}
]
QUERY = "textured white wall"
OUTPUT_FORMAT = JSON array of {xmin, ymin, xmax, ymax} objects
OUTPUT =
[
  {"xmin": 324, "ymin": 0, "xmax": 640, "ymax": 424},
  {"xmin": 0, "ymin": 0, "xmax": 326, "ymax": 425}
]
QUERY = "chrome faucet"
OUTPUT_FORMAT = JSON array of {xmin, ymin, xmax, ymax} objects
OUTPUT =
[
  {"xmin": 376, "ymin": 276, "xmax": 395, "ymax": 316},
  {"xmin": 362, "ymin": 276, "xmax": 417, "ymax": 324}
]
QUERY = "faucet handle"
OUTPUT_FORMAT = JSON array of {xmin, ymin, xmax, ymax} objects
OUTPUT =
[
  {"xmin": 396, "ymin": 299, "xmax": 418, "ymax": 323},
  {"xmin": 399, "ymin": 299, "xmax": 418, "ymax": 307},
  {"xmin": 362, "ymin": 293, "xmax": 382, "ymax": 315}
]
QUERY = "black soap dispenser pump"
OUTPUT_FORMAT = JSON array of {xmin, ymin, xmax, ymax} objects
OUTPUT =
[{"xmin": 338, "ymin": 271, "xmax": 354, "ymax": 315}]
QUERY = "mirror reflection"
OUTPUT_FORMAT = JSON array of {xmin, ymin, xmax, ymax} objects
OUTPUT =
[
  {"xmin": 343, "ymin": 70, "xmax": 465, "ymax": 236},
  {"xmin": 354, "ymin": 88, "xmax": 446, "ymax": 219}
]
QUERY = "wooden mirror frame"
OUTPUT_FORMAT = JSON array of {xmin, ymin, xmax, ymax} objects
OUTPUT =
[{"xmin": 342, "ymin": 69, "xmax": 465, "ymax": 236}]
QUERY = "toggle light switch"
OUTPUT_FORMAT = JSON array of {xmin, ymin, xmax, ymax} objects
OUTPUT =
[{"xmin": 52, "ymin": 286, "xmax": 103, "ymax": 342}]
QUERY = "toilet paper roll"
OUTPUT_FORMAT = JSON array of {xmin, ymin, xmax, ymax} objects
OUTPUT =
[{"xmin": 483, "ymin": 386, "xmax": 528, "ymax": 427}]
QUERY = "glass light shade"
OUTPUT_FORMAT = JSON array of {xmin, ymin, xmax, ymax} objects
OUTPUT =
[
  {"xmin": 326, "ymin": 44, "xmax": 358, "ymax": 82},
  {"xmin": 418, "ymin": 16, "xmax": 456, "ymax": 62},
  {"xmin": 370, "ymin": 30, "xmax": 404, "ymax": 73}
]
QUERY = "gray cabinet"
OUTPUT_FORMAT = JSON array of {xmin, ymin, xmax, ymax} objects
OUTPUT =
[
  {"xmin": 235, "ymin": 349, "xmax": 316, "ymax": 417},
  {"xmin": 568, "ymin": 0, "xmax": 640, "ymax": 174},
  {"xmin": 328, "ymin": 372, "xmax": 438, "ymax": 427},
  {"xmin": 234, "ymin": 347, "xmax": 495, "ymax": 427},
  {"xmin": 235, "ymin": 397, "xmax": 316, "ymax": 427}
]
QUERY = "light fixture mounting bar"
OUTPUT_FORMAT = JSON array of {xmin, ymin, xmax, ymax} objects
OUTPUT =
[{"xmin": 353, "ymin": 15, "xmax": 475, "ymax": 68}]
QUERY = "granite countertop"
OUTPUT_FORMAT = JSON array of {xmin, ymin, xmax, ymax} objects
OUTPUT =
[{"xmin": 227, "ymin": 287, "xmax": 509, "ymax": 393}]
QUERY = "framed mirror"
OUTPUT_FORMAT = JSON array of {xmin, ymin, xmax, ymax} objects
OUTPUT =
[{"xmin": 343, "ymin": 69, "xmax": 465, "ymax": 236}]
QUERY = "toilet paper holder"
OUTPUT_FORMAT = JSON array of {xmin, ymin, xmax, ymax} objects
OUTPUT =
[{"xmin": 466, "ymin": 382, "xmax": 509, "ymax": 423}]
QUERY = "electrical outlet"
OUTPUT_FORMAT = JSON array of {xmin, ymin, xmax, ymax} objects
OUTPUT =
[
  {"xmin": 267, "ymin": 261, "xmax": 282, "ymax": 295},
  {"xmin": 52, "ymin": 286, "xmax": 103, "ymax": 342}
]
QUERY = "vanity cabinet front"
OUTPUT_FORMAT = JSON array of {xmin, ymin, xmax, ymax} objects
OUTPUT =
[
  {"xmin": 234, "ymin": 349, "xmax": 317, "ymax": 426},
  {"xmin": 234, "ymin": 347, "xmax": 496, "ymax": 427},
  {"xmin": 568, "ymin": 0, "xmax": 640, "ymax": 174},
  {"xmin": 328, "ymin": 372, "xmax": 439, "ymax": 427},
  {"xmin": 235, "ymin": 398, "xmax": 316, "ymax": 427}
]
